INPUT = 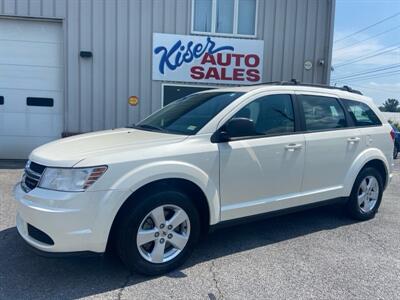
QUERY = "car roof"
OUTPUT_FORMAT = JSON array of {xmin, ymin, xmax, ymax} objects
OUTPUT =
[{"xmin": 199, "ymin": 84, "xmax": 373, "ymax": 104}]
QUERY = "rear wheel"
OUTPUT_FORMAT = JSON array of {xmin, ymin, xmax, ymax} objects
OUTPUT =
[
  {"xmin": 346, "ymin": 167, "xmax": 383, "ymax": 221},
  {"xmin": 116, "ymin": 189, "xmax": 200, "ymax": 275}
]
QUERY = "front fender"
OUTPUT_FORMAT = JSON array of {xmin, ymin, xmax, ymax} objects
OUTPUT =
[
  {"xmin": 343, "ymin": 148, "xmax": 390, "ymax": 195},
  {"xmin": 104, "ymin": 160, "xmax": 220, "ymax": 227}
]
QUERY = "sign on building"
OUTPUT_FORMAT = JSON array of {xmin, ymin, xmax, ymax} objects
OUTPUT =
[{"xmin": 152, "ymin": 33, "xmax": 264, "ymax": 85}]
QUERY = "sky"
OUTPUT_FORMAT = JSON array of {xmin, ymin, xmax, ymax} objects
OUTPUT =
[{"xmin": 331, "ymin": 0, "xmax": 400, "ymax": 105}]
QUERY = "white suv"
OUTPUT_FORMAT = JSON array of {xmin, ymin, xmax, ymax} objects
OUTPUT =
[{"xmin": 14, "ymin": 83, "xmax": 395, "ymax": 275}]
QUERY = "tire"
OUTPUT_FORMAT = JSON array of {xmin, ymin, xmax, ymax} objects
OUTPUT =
[
  {"xmin": 394, "ymin": 144, "xmax": 398, "ymax": 159},
  {"xmin": 115, "ymin": 189, "xmax": 200, "ymax": 276},
  {"xmin": 346, "ymin": 167, "xmax": 383, "ymax": 221}
]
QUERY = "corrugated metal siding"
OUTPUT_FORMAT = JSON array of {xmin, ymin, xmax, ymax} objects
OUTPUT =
[{"xmin": 0, "ymin": 0, "xmax": 335, "ymax": 133}]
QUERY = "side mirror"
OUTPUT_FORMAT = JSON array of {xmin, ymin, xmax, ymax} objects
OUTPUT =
[
  {"xmin": 211, "ymin": 118, "xmax": 257, "ymax": 143},
  {"xmin": 211, "ymin": 130, "xmax": 231, "ymax": 143}
]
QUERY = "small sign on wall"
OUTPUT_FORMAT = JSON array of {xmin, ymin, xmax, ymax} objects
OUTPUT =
[{"xmin": 152, "ymin": 33, "xmax": 264, "ymax": 85}]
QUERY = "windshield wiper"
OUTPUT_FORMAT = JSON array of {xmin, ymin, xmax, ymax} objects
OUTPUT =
[{"xmin": 133, "ymin": 124, "xmax": 167, "ymax": 132}]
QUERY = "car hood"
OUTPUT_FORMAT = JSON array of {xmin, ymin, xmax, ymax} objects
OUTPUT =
[{"xmin": 29, "ymin": 128, "xmax": 188, "ymax": 167}]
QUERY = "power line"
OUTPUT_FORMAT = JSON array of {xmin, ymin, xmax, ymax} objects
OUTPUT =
[
  {"xmin": 332, "ymin": 64, "xmax": 400, "ymax": 79},
  {"xmin": 335, "ymin": 43, "xmax": 399, "ymax": 67},
  {"xmin": 334, "ymin": 25, "xmax": 400, "ymax": 51},
  {"xmin": 334, "ymin": 71, "xmax": 400, "ymax": 83},
  {"xmin": 334, "ymin": 12, "xmax": 400, "ymax": 43},
  {"xmin": 346, "ymin": 83, "xmax": 400, "ymax": 93},
  {"xmin": 334, "ymin": 70, "xmax": 400, "ymax": 83},
  {"xmin": 332, "ymin": 64, "xmax": 400, "ymax": 80},
  {"xmin": 335, "ymin": 70, "xmax": 400, "ymax": 82},
  {"xmin": 334, "ymin": 45, "xmax": 399, "ymax": 68}
]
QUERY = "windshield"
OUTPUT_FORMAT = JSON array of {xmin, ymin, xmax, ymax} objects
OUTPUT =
[{"xmin": 133, "ymin": 92, "xmax": 244, "ymax": 135}]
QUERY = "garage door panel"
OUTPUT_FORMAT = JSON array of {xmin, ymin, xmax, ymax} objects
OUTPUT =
[
  {"xmin": 0, "ymin": 40, "xmax": 63, "ymax": 67},
  {"xmin": 0, "ymin": 112, "xmax": 63, "ymax": 137},
  {"xmin": 0, "ymin": 18, "xmax": 63, "ymax": 159},
  {"xmin": 0, "ymin": 19, "xmax": 62, "ymax": 43},
  {"xmin": 0, "ymin": 90, "xmax": 63, "ymax": 113},
  {"xmin": 0, "ymin": 65, "xmax": 63, "ymax": 91}
]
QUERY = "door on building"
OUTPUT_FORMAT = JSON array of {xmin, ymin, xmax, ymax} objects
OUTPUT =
[
  {"xmin": 0, "ymin": 18, "xmax": 64, "ymax": 159},
  {"xmin": 163, "ymin": 85, "xmax": 216, "ymax": 106}
]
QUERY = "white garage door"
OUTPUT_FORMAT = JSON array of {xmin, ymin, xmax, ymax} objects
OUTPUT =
[{"xmin": 0, "ymin": 18, "xmax": 64, "ymax": 159}]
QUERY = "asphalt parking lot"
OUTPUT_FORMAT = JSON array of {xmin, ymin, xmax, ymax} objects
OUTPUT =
[{"xmin": 0, "ymin": 160, "xmax": 399, "ymax": 300}]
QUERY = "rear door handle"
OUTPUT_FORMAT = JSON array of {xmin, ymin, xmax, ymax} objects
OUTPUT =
[
  {"xmin": 285, "ymin": 143, "xmax": 303, "ymax": 151},
  {"xmin": 347, "ymin": 137, "xmax": 361, "ymax": 144}
]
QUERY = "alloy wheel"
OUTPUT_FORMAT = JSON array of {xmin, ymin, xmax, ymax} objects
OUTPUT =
[
  {"xmin": 136, "ymin": 204, "xmax": 191, "ymax": 264},
  {"xmin": 357, "ymin": 176, "xmax": 379, "ymax": 213}
]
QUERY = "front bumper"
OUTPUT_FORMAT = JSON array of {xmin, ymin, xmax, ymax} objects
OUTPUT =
[{"xmin": 14, "ymin": 183, "xmax": 127, "ymax": 253}]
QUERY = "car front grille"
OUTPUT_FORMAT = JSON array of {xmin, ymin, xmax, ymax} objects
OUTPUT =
[{"xmin": 21, "ymin": 161, "xmax": 46, "ymax": 192}]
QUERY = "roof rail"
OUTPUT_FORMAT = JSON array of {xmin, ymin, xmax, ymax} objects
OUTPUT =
[{"xmin": 250, "ymin": 79, "xmax": 363, "ymax": 95}]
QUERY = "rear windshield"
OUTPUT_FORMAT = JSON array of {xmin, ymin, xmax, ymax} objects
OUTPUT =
[{"xmin": 133, "ymin": 92, "xmax": 244, "ymax": 135}]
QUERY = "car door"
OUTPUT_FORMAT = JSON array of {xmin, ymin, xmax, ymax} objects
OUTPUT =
[
  {"xmin": 296, "ymin": 92, "xmax": 364, "ymax": 201},
  {"xmin": 218, "ymin": 93, "xmax": 306, "ymax": 221}
]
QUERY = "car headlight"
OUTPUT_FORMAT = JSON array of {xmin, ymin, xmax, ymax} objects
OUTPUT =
[{"xmin": 38, "ymin": 166, "xmax": 107, "ymax": 192}]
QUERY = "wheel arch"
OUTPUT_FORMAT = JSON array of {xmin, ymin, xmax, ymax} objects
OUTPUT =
[
  {"xmin": 344, "ymin": 148, "xmax": 390, "ymax": 195},
  {"xmin": 106, "ymin": 177, "xmax": 212, "ymax": 252},
  {"xmin": 361, "ymin": 159, "xmax": 388, "ymax": 186}
]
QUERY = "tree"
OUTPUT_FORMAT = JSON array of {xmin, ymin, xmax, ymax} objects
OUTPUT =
[{"xmin": 379, "ymin": 98, "xmax": 399, "ymax": 112}]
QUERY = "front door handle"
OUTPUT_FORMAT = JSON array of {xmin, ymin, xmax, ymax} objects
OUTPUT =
[
  {"xmin": 285, "ymin": 143, "xmax": 303, "ymax": 151},
  {"xmin": 347, "ymin": 137, "xmax": 361, "ymax": 144}
]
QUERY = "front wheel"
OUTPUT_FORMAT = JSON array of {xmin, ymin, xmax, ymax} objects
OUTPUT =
[
  {"xmin": 115, "ymin": 189, "xmax": 200, "ymax": 275},
  {"xmin": 346, "ymin": 167, "xmax": 383, "ymax": 221}
]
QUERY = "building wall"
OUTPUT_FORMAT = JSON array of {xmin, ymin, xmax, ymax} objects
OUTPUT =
[
  {"xmin": 383, "ymin": 112, "xmax": 400, "ymax": 124},
  {"xmin": 0, "ymin": 0, "xmax": 335, "ymax": 133}
]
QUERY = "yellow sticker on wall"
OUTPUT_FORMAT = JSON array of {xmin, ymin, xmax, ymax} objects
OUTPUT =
[{"xmin": 128, "ymin": 96, "xmax": 139, "ymax": 106}]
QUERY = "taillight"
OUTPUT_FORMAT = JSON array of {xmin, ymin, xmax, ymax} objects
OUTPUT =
[{"xmin": 390, "ymin": 129, "xmax": 395, "ymax": 141}]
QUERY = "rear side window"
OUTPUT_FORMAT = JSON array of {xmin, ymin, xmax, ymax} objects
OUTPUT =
[
  {"xmin": 342, "ymin": 99, "xmax": 382, "ymax": 127},
  {"xmin": 298, "ymin": 95, "xmax": 346, "ymax": 131}
]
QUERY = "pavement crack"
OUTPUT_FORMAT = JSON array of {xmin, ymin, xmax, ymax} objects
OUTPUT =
[
  {"xmin": 209, "ymin": 260, "xmax": 224, "ymax": 300},
  {"xmin": 117, "ymin": 271, "xmax": 133, "ymax": 300}
]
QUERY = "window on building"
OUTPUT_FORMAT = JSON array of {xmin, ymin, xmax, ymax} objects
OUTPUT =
[
  {"xmin": 299, "ymin": 95, "xmax": 347, "ymax": 131},
  {"xmin": 342, "ymin": 99, "xmax": 382, "ymax": 127},
  {"xmin": 231, "ymin": 94, "xmax": 295, "ymax": 136},
  {"xmin": 193, "ymin": 0, "xmax": 212, "ymax": 32},
  {"xmin": 238, "ymin": 0, "xmax": 257, "ymax": 35},
  {"xmin": 192, "ymin": 0, "xmax": 257, "ymax": 37}
]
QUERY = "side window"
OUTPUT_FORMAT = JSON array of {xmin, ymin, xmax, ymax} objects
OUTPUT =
[
  {"xmin": 342, "ymin": 99, "xmax": 382, "ymax": 127},
  {"xmin": 298, "ymin": 95, "xmax": 346, "ymax": 131},
  {"xmin": 232, "ymin": 94, "xmax": 295, "ymax": 136},
  {"xmin": 192, "ymin": 0, "xmax": 257, "ymax": 36},
  {"xmin": 193, "ymin": 0, "xmax": 212, "ymax": 32}
]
